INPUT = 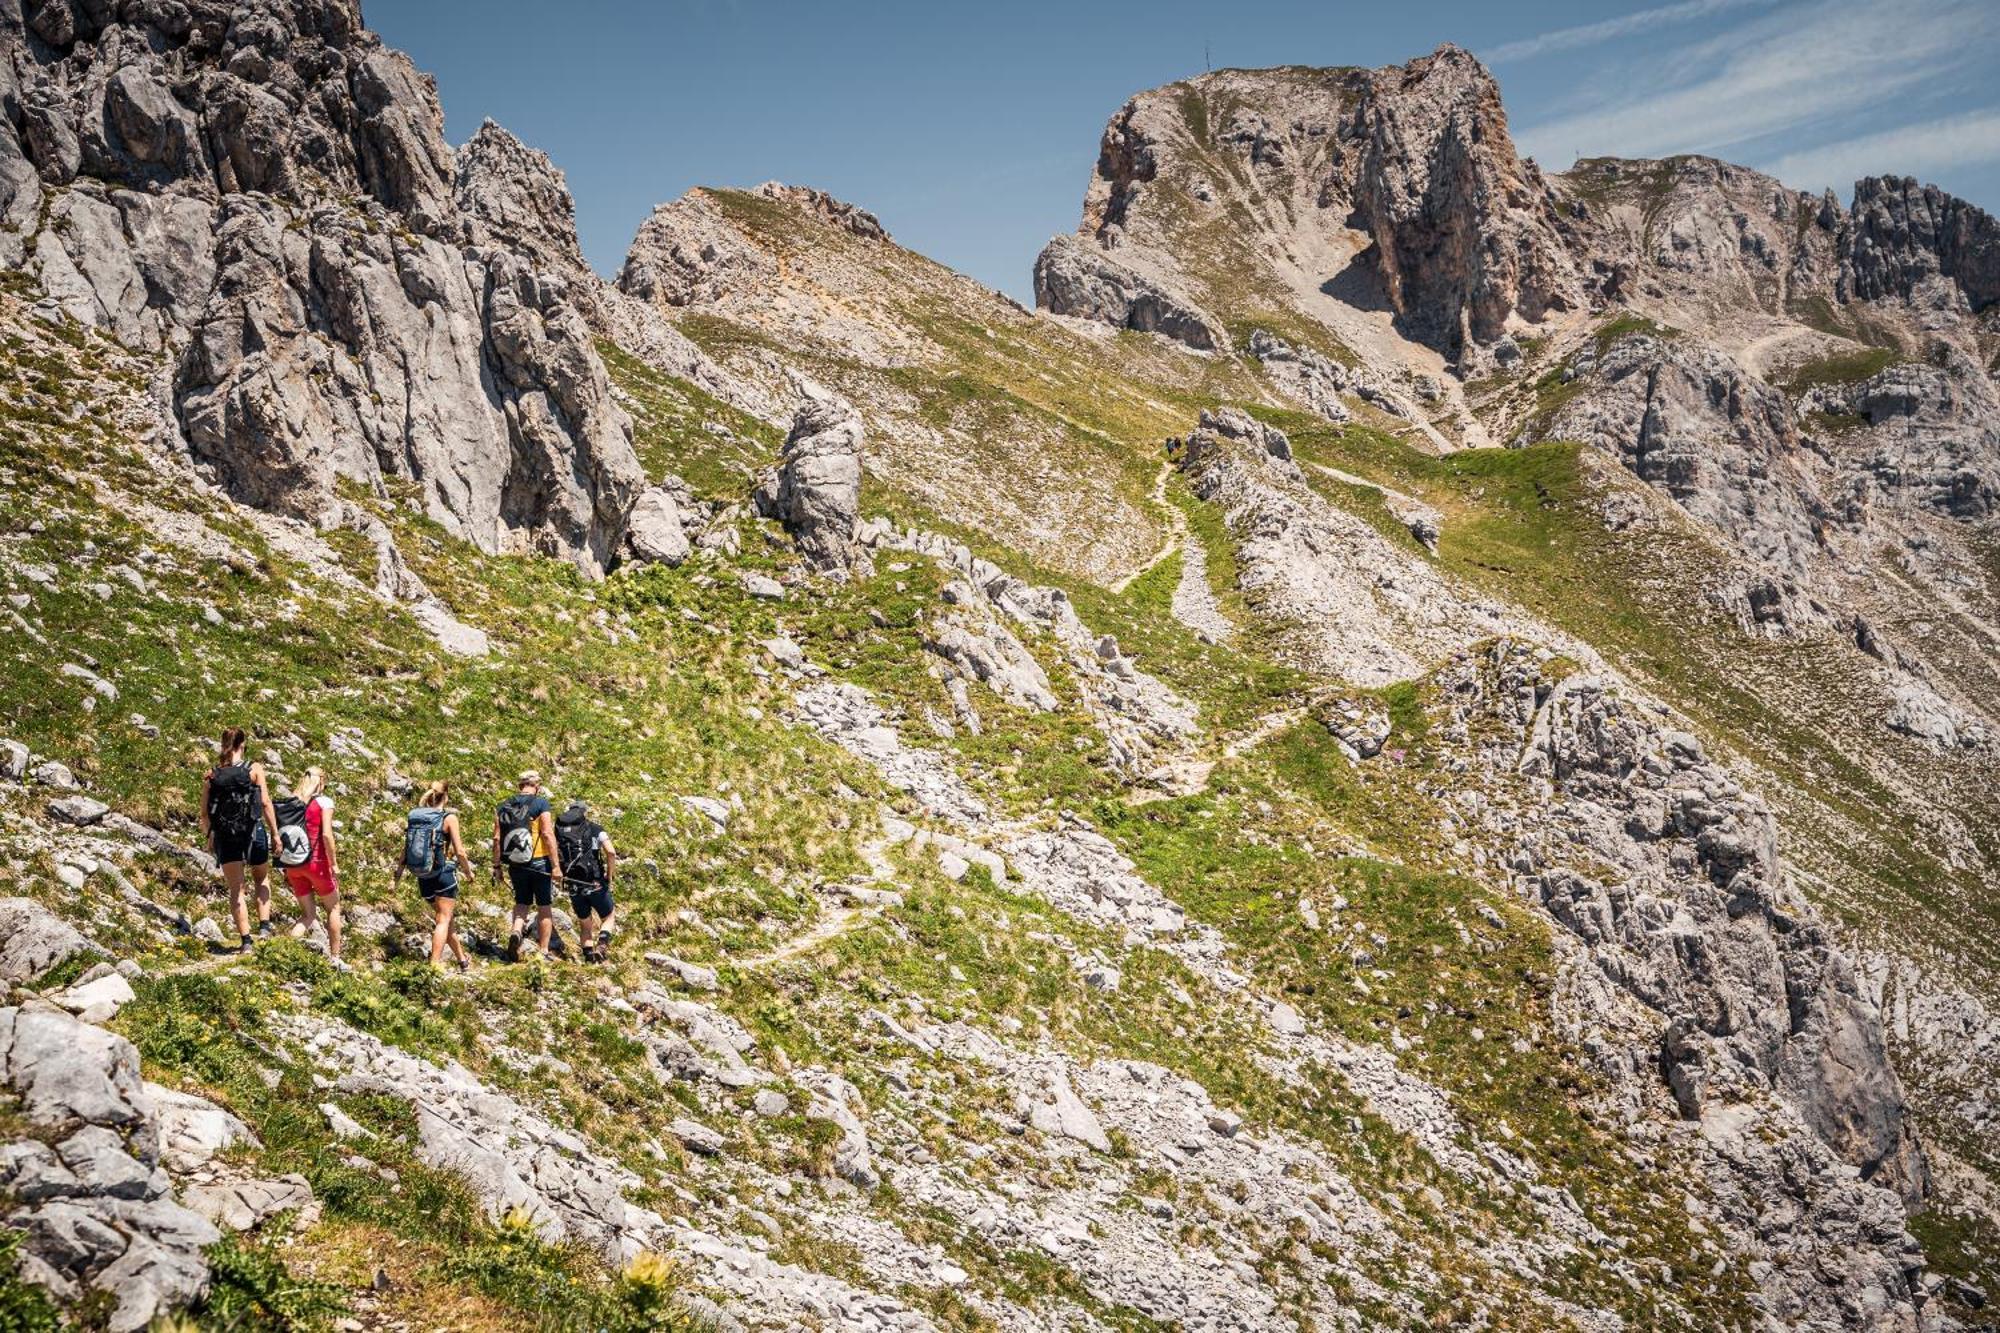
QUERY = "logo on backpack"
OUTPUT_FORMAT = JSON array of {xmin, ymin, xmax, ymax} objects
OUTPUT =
[
  {"xmin": 272, "ymin": 796, "xmax": 313, "ymax": 868},
  {"xmin": 497, "ymin": 795, "xmax": 538, "ymax": 865},
  {"xmin": 404, "ymin": 807, "xmax": 447, "ymax": 877}
]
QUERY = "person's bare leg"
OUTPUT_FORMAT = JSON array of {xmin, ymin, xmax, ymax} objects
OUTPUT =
[
  {"xmin": 223, "ymin": 861, "xmax": 249, "ymax": 939},
  {"xmin": 578, "ymin": 910, "xmax": 597, "ymax": 957},
  {"xmin": 251, "ymin": 863, "xmax": 272, "ymax": 927},
  {"xmin": 323, "ymin": 890, "xmax": 342, "ymax": 960},
  {"xmin": 429, "ymin": 899, "xmax": 449, "ymax": 966},
  {"xmin": 296, "ymin": 888, "xmax": 317, "ymax": 943},
  {"xmin": 441, "ymin": 898, "xmax": 469, "ymax": 967},
  {"xmin": 536, "ymin": 904, "xmax": 553, "ymax": 952}
]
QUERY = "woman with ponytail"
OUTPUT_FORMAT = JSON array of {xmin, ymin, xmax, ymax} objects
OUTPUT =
[
  {"xmin": 395, "ymin": 780, "xmax": 474, "ymax": 970},
  {"xmin": 199, "ymin": 727, "xmax": 280, "ymax": 954}
]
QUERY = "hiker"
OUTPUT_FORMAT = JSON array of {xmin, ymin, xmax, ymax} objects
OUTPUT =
[
  {"xmin": 394, "ymin": 781, "xmax": 475, "ymax": 970},
  {"xmin": 199, "ymin": 727, "xmax": 281, "ymax": 953},
  {"xmin": 554, "ymin": 801, "xmax": 617, "ymax": 963},
  {"xmin": 493, "ymin": 771, "xmax": 561, "ymax": 961},
  {"xmin": 274, "ymin": 767, "xmax": 343, "ymax": 961}
]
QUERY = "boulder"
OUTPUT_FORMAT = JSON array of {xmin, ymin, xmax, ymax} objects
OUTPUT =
[
  {"xmin": 49, "ymin": 795, "xmax": 110, "ymax": 825},
  {"xmin": 181, "ymin": 1175, "xmax": 313, "ymax": 1232},
  {"xmin": 0, "ymin": 898, "xmax": 95, "ymax": 985},
  {"xmin": 149, "ymin": 1085, "xmax": 259, "ymax": 1172},
  {"xmin": 669, "ymin": 1118, "xmax": 725, "ymax": 1157},
  {"xmin": 755, "ymin": 385, "xmax": 867, "ymax": 571},
  {"xmin": 53, "ymin": 972, "xmax": 135, "ymax": 1024},
  {"xmin": 623, "ymin": 486, "xmax": 692, "ymax": 567}
]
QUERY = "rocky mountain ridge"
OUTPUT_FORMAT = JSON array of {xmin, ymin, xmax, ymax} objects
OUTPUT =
[{"xmin": 2, "ymin": 7, "xmax": 1997, "ymax": 1331}]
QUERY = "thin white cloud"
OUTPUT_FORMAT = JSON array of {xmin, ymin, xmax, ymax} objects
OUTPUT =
[
  {"xmin": 1514, "ymin": 0, "xmax": 2000, "ymax": 169},
  {"xmin": 1759, "ymin": 108, "xmax": 2000, "ymax": 193},
  {"xmin": 1484, "ymin": 0, "xmax": 1777, "ymax": 65}
]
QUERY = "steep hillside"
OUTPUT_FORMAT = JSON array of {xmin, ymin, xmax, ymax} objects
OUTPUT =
[{"xmin": 2, "ymin": 9, "xmax": 1998, "ymax": 1333}]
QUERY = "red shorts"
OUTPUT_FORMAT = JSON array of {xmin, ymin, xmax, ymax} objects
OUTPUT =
[{"xmin": 286, "ymin": 865, "xmax": 338, "ymax": 899}]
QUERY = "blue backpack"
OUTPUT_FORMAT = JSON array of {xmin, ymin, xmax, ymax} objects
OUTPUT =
[{"xmin": 404, "ymin": 807, "xmax": 447, "ymax": 876}]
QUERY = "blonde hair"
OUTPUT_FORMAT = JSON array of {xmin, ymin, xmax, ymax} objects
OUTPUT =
[
  {"xmin": 291, "ymin": 766, "xmax": 326, "ymax": 801},
  {"xmin": 421, "ymin": 780, "xmax": 450, "ymax": 808}
]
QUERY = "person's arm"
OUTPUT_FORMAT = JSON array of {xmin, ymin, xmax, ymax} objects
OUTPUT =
[
  {"xmin": 447, "ymin": 814, "xmax": 473, "ymax": 874},
  {"xmin": 320, "ymin": 800, "xmax": 338, "ymax": 878},
  {"xmin": 491, "ymin": 819, "xmax": 503, "ymax": 881},
  {"xmin": 601, "ymin": 834, "xmax": 616, "ymax": 890},
  {"xmin": 198, "ymin": 772, "xmax": 212, "ymax": 846},
  {"xmin": 540, "ymin": 811, "xmax": 561, "ymax": 880},
  {"xmin": 252, "ymin": 763, "xmax": 280, "ymax": 839}
]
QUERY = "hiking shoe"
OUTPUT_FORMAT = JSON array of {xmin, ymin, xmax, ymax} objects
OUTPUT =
[
  {"xmin": 255, "ymin": 921, "xmax": 275, "ymax": 939},
  {"xmin": 503, "ymin": 935, "xmax": 521, "ymax": 963},
  {"xmin": 236, "ymin": 935, "xmax": 254, "ymax": 955},
  {"xmin": 455, "ymin": 957, "xmax": 471, "ymax": 974}
]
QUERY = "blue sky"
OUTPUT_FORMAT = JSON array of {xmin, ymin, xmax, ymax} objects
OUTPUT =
[{"xmin": 368, "ymin": 0, "xmax": 2000, "ymax": 302}]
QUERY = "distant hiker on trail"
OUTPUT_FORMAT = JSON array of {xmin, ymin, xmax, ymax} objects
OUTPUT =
[
  {"xmin": 275, "ymin": 766, "xmax": 343, "ymax": 962},
  {"xmin": 555, "ymin": 800, "xmax": 617, "ymax": 963},
  {"xmin": 494, "ymin": 771, "xmax": 561, "ymax": 962},
  {"xmin": 395, "ymin": 780, "xmax": 474, "ymax": 971},
  {"xmin": 200, "ymin": 726, "xmax": 280, "ymax": 954}
]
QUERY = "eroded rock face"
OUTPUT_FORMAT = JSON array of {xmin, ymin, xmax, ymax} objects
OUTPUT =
[
  {"xmin": 1544, "ymin": 333, "xmax": 1838, "ymax": 582},
  {"xmin": 0, "ymin": 0, "xmax": 643, "ymax": 574},
  {"xmin": 1032, "ymin": 232, "xmax": 1222, "ymax": 351},
  {"xmin": 454, "ymin": 118, "xmax": 588, "ymax": 276},
  {"xmin": 1805, "ymin": 355, "xmax": 2000, "ymax": 519},
  {"xmin": 1841, "ymin": 176, "xmax": 2000, "ymax": 311},
  {"xmin": 1481, "ymin": 645, "xmax": 1927, "ymax": 1205},
  {"xmin": 1347, "ymin": 45, "xmax": 1578, "ymax": 356}
]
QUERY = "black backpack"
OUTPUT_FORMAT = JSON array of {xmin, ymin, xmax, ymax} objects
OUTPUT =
[
  {"xmin": 272, "ymin": 796, "xmax": 313, "ymax": 867},
  {"xmin": 497, "ymin": 795, "xmax": 539, "ymax": 865},
  {"xmin": 554, "ymin": 809, "xmax": 602, "ymax": 884},
  {"xmin": 208, "ymin": 763, "xmax": 257, "ymax": 840}
]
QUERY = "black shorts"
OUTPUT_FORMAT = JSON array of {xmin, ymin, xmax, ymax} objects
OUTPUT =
[
  {"xmin": 508, "ymin": 860, "xmax": 553, "ymax": 909},
  {"xmin": 419, "ymin": 864, "xmax": 459, "ymax": 901},
  {"xmin": 567, "ymin": 882, "xmax": 613, "ymax": 921},
  {"xmin": 214, "ymin": 822, "xmax": 269, "ymax": 869}
]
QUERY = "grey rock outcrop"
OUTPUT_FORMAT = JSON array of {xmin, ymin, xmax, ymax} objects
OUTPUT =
[
  {"xmin": 754, "ymin": 182, "xmax": 889, "ymax": 242},
  {"xmin": 2, "ymin": 1007, "xmax": 219, "ymax": 1331},
  {"xmin": 618, "ymin": 189, "xmax": 777, "ymax": 311},
  {"xmin": 1032, "ymin": 233, "xmax": 1221, "ymax": 351},
  {"xmin": 1347, "ymin": 46, "xmax": 1578, "ymax": 357},
  {"xmin": 453, "ymin": 118, "xmax": 588, "ymax": 277},
  {"xmin": 1541, "ymin": 333, "xmax": 1838, "ymax": 595},
  {"xmin": 1840, "ymin": 176, "xmax": 2000, "ymax": 311},
  {"xmin": 1485, "ymin": 646, "xmax": 1927, "ymax": 1204},
  {"xmin": 1803, "ymin": 355, "xmax": 2000, "ymax": 519},
  {"xmin": 0, "ymin": 1, "xmax": 644, "ymax": 575},
  {"xmin": 755, "ymin": 385, "xmax": 866, "ymax": 571}
]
